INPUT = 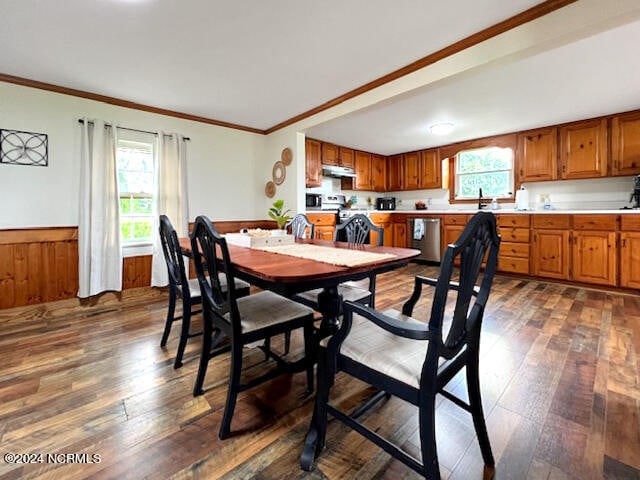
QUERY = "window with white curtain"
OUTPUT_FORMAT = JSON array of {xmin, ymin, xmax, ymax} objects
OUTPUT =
[{"xmin": 116, "ymin": 137, "xmax": 156, "ymax": 246}]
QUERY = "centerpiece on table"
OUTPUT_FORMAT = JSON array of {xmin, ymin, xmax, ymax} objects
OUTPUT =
[
  {"xmin": 225, "ymin": 200, "xmax": 295, "ymax": 248},
  {"xmin": 267, "ymin": 199, "xmax": 292, "ymax": 236}
]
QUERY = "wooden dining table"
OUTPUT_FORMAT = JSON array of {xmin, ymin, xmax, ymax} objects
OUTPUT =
[{"xmin": 178, "ymin": 236, "xmax": 420, "ymax": 330}]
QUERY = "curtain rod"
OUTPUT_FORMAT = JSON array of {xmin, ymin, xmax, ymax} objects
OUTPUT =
[{"xmin": 77, "ymin": 119, "xmax": 190, "ymax": 141}]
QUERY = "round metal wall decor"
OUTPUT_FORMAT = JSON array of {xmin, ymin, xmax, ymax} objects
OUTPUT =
[
  {"xmin": 281, "ymin": 147, "xmax": 292, "ymax": 166},
  {"xmin": 265, "ymin": 181, "xmax": 276, "ymax": 198},
  {"xmin": 272, "ymin": 160, "xmax": 286, "ymax": 185}
]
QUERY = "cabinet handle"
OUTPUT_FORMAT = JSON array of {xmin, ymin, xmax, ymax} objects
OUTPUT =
[
  {"xmin": 562, "ymin": 164, "xmax": 566, "ymax": 173},
  {"xmin": 622, "ymin": 239, "xmax": 626, "ymax": 248}
]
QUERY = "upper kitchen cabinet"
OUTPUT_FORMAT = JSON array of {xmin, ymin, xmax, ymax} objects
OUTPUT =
[
  {"xmin": 339, "ymin": 147, "xmax": 355, "ymax": 169},
  {"xmin": 517, "ymin": 127, "xmax": 558, "ymax": 182},
  {"xmin": 372, "ymin": 154, "xmax": 387, "ymax": 192},
  {"xmin": 354, "ymin": 150, "xmax": 373, "ymax": 190},
  {"xmin": 403, "ymin": 152, "xmax": 421, "ymax": 190},
  {"xmin": 611, "ymin": 111, "xmax": 640, "ymax": 176},
  {"xmin": 387, "ymin": 154, "xmax": 403, "ymax": 191},
  {"xmin": 305, "ymin": 138, "xmax": 322, "ymax": 188},
  {"xmin": 419, "ymin": 148, "xmax": 441, "ymax": 189},
  {"xmin": 321, "ymin": 142, "xmax": 339, "ymax": 166},
  {"xmin": 559, "ymin": 118, "xmax": 607, "ymax": 179}
]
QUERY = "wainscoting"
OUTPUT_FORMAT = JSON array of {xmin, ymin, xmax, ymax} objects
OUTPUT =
[{"xmin": 0, "ymin": 220, "xmax": 276, "ymax": 310}]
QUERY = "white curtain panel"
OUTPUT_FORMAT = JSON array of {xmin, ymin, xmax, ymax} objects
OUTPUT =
[
  {"xmin": 78, "ymin": 119, "xmax": 123, "ymax": 298},
  {"xmin": 151, "ymin": 132, "xmax": 189, "ymax": 287}
]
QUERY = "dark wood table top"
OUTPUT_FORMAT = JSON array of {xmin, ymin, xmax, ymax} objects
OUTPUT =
[{"xmin": 179, "ymin": 237, "xmax": 420, "ymax": 296}]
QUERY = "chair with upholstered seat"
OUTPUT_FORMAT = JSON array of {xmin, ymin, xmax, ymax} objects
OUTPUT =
[
  {"xmin": 158, "ymin": 215, "xmax": 250, "ymax": 368},
  {"xmin": 285, "ymin": 213, "xmax": 315, "ymax": 239},
  {"xmin": 294, "ymin": 213, "xmax": 383, "ymax": 310},
  {"xmin": 190, "ymin": 215, "xmax": 315, "ymax": 439},
  {"xmin": 300, "ymin": 211, "xmax": 501, "ymax": 479}
]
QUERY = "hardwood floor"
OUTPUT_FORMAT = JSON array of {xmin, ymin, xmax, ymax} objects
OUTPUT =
[{"xmin": 0, "ymin": 264, "xmax": 639, "ymax": 479}]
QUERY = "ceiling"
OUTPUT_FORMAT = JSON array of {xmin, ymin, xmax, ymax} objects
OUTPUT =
[{"xmin": 2, "ymin": 1, "xmax": 640, "ymax": 155}]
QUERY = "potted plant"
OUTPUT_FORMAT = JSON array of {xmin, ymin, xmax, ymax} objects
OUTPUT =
[{"xmin": 268, "ymin": 199, "xmax": 292, "ymax": 231}]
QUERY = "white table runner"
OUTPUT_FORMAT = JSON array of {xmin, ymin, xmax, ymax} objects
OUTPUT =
[{"xmin": 254, "ymin": 243, "xmax": 396, "ymax": 267}]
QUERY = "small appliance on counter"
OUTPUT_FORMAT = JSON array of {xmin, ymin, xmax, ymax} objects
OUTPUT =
[
  {"xmin": 320, "ymin": 194, "xmax": 346, "ymax": 211},
  {"xmin": 376, "ymin": 197, "xmax": 396, "ymax": 211},
  {"xmin": 305, "ymin": 193, "xmax": 322, "ymax": 208},
  {"xmin": 515, "ymin": 186, "xmax": 530, "ymax": 211},
  {"xmin": 629, "ymin": 175, "xmax": 640, "ymax": 209}
]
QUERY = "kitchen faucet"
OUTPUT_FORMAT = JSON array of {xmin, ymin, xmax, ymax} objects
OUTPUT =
[{"xmin": 478, "ymin": 188, "xmax": 487, "ymax": 209}]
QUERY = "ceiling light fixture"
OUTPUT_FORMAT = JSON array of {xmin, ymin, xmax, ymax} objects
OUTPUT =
[{"xmin": 429, "ymin": 122, "xmax": 454, "ymax": 135}]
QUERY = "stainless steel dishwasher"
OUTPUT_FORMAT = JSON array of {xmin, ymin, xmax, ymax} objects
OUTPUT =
[{"xmin": 409, "ymin": 218, "xmax": 441, "ymax": 263}]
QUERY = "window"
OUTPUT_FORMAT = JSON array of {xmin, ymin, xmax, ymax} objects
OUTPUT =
[
  {"xmin": 454, "ymin": 146, "xmax": 514, "ymax": 200},
  {"xmin": 116, "ymin": 139, "xmax": 155, "ymax": 245}
]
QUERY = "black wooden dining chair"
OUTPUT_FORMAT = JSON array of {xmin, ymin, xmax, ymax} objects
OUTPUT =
[
  {"xmin": 285, "ymin": 213, "xmax": 315, "ymax": 239},
  {"xmin": 190, "ymin": 215, "xmax": 315, "ymax": 439},
  {"xmin": 300, "ymin": 211, "xmax": 501, "ymax": 479},
  {"xmin": 294, "ymin": 213, "xmax": 383, "ymax": 310},
  {"xmin": 158, "ymin": 215, "xmax": 250, "ymax": 369}
]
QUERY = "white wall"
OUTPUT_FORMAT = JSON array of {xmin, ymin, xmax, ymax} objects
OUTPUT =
[{"xmin": 0, "ymin": 82, "xmax": 266, "ymax": 229}]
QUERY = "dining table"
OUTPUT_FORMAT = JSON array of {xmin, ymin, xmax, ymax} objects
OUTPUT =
[{"xmin": 178, "ymin": 236, "xmax": 420, "ymax": 333}]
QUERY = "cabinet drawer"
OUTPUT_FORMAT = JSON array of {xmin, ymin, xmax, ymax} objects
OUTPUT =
[
  {"xmin": 500, "ymin": 242, "xmax": 530, "ymax": 258},
  {"xmin": 498, "ymin": 227, "xmax": 530, "ymax": 243},
  {"xmin": 369, "ymin": 213, "xmax": 391, "ymax": 223},
  {"xmin": 621, "ymin": 215, "xmax": 640, "ymax": 231},
  {"xmin": 497, "ymin": 214, "xmax": 530, "ymax": 228},
  {"xmin": 306, "ymin": 213, "xmax": 336, "ymax": 226},
  {"xmin": 572, "ymin": 215, "xmax": 617, "ymax": 231},
  {"xmin": 532, "ymin": 214, "xmax": 570, "ymax": 229},
  {"xmin": 498, "ymin": 256, "xmax": 530, "ymax": 274},
  {"xmin": 443, "ymin": 215, "xmax": 469, "ymax": 225}
]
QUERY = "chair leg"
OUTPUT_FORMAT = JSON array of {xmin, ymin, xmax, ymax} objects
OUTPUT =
[
  {"xmin": 193, "ymin": 316, "xmax": 213, "ymax": 397},
  {"xmin": 263, "ymin": 337, "xmax": 271, "ymax": 360},
  {"xmin": 303, "ymin": 323, "xmax": 313, "ymax": 394},
  {"xmin": 419, "ymin": 393, "xmax": 440, "ymax": 480},
  {"xmin": 219, "ymin": 342, "xmax": 243, "ymax": 440},
  {"xmin": 174, "ymin": 299, "xmax": 192, "ymax": 369},
  {"xmin": 160, "ymin": 286, "xmax": 177, "ymax": 347},
  {"xmin": 467, "ymin": 348, "xmax": 495, "ymax": 468},
  {"xmin": 368, "ymin": 274, "xmax": 377, "ymax": 309},
  {"xmin": 284, "ymin": 331, "xmax": 291, "ymax": 355},
  {"xmin": 300, "ymin": 351, "xmax": 332, "ymax": 471}
]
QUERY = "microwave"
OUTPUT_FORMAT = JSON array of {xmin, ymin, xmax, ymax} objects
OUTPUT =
[
  {"xmin": 305, "ymin": 193, "xmax": 322, "ymax": 208},
  {"xmin": 376, "ymin": 197, "xmax": 396, "ymax": 211}
]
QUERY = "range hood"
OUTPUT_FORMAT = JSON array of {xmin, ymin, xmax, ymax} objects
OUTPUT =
[{"xmin": 322, "ymin": 165, "xmax": 356, "ymax": 178}]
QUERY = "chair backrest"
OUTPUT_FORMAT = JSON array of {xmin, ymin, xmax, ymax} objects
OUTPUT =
[
  {"xmin": 407, "ymin": 211, "xmax": 500, "ymax": 360},
  {"xmin": 159, "ymin": 215, "xmax": 191, "ymax": 295},
  {"xmin": 285, "ymin": 214, "xmax": 315, "ymax": 239},
  {"xmin": 190, "ymin": 215, "xmax": 240, "ymax": 333},
  {"xmin": 334, "ymin": 214, "xmax": 384, "ymax": 246}
]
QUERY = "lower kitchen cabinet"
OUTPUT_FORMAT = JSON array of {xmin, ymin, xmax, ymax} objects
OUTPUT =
[
  {"xmin": 307, "ymin": 212, "xmax": 336, "ymax": 241},
  {"xmin": 315, "ymin": 226, "xmax": 335, "ymax": 240},
  {"xmin": 620, "ymin": 215, "xmax": 640, "ymax": 288},
  {"xmin": 571, "ymin": 231, "xmax": 617, "ymax": 286},
  {"xmin": 497, "ymin": 214, "xmax": 530, "ymax": 275},
  {"xmin": 369, "ymin": 213, "xmax": 392, "ymax": 247},
  {"xmin": 531, "ymin": 215, "xmax": 570, "ymax": 280},
  {"xmin": 392, "ymin": 220, "xmax": 407, "ymax": 248}
]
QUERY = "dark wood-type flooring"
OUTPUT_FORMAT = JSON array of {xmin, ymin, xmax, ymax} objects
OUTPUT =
[{"xmin": 0, "ymin": 264, "xmax": 639, "ymax": 479}]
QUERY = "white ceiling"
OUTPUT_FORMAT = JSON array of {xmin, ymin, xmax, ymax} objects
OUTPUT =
[{"xmin": 2, "ymin": 1, "xmax": 640, "ymax": 155}]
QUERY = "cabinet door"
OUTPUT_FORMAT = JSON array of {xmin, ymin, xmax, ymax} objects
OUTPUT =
[
  {"xmin": 559, "ymin": 119, "xmax": 607, "ymax": 179},
  {"xmin": 339, "ymin": 147, "xmax": 355, "ymax": 168},
  {"xmin": 372, "ymin": 154, "xmax": 387, "ymax": 192},
  {"xmin": 354, "ymin": 151, "xmax": 373, "ymax": 190},
  {"xmin": 443, "ymin": 224, "xmax": 465, "ymax": 265},
  {"xmin": 305, "ymin": 138, "xmax": 322, "ymax": 187},
  {"xmin": 321, "ymin": 142, "xmax": 339, "ymax": 166},
  {"xmin": 420, "ymin": 149, "xmax": 441, "ymax": 189},
  {"xmin": 517, "ymin": 127, "xmax": 558, "ymax": 182},
  {"xmin": 611, "ymin": 112, "xmax": 640, "ymax": 176},
  {"xmin": 571, "ymin": 231, "xmax": 616, "ymax": 286},
  {"xmin": 403, "ymin": 152, "xmax": 421, "ymax": 190},
  {"xmin": 393, "ymin": 222, "xmax": 407, "ymax": 248},
  {"xmin": 532, "ymin": 229, "xmax": 570, "ymax": 279},
  {"xmin": 387, "ymin": 154, "xmax": 403, "ymax": 191},
  {"xmin": 314, "ymin": 226, "xmax": 335, "ymax": 240},
  {"xmin": 620, "ymin": 232, "xmax": 640, "ymax": 288}
]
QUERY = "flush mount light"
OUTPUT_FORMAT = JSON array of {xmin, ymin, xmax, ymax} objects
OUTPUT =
[{"xmin": 429, "ymin": 122, "xmax": 455, "ymax": 135}]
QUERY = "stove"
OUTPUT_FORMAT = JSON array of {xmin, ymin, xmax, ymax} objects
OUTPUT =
[
  {"xmin": 338, "ymin": 209, "xmax": 370, "ymax": 223},
  {"xmin": 320, "ymin": 194, "xmax": 346, "ymax": 211}
]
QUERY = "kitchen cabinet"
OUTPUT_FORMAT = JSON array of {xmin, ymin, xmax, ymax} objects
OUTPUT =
[
  {"xmin": 339, "ymin": 147, "xmax": 355, "ymax": 169},
  {"xmin": 620, "ymin": 215, "xmax": 640, "ymax": 289},
  {"xmin": 559, "ymin": 118, "xmax": 608, "ymax": 179},
  {"xmin": 496, "ymin": 214, "xmax": 530, "ymax": 275},
  {"xmin": 571, "ymin": 215, "xmax": 617, "ymax": 286},
  {"xmin": 321, "ymin": 143, "xmax": 339, "ymax": 166},
  {"xmin": 420, "ymin": 149, "xmax": 441, "ymax": 189},
  {"xmin": 305, "ymin": 138, "xmax": 322, "ymax": 188},
  {"xmin": 392, "ymin": 219, "xmax": 407, "ymax": 248},
  {"xmin": 307, "ymin": 212, "xmax": 336, "ymax": 241},
  {"xmin": 611, "ymin": 111, "xmax": 640, "ymax": 176},
  {"xmin": 369, "ymin": 213, "xmax": 392, "ymax": 247},
  {"xmin": 517, "ymin": 127, "xmax": 558, "ymax": 182},
  {"xmin": 387, "ymin": 154, "xmax": 403, "ymax": 191},
  {"xmin": 531, "ymin": 215, "xmax": 570, "ymax": 280},
  {"xmin": 403, "ymin": 152, "xmax": 421, "ymax": 190},
  {"xmin": 354, "ymin": 150, "xmax": 373, "ymax": 190},
  {"xmin": 372, "ymin": 154, "xmax": 387, "ymax": 192},
  {"xmin": 442, "ymin": 215, "xmax": 469, "ymax": 264}
]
